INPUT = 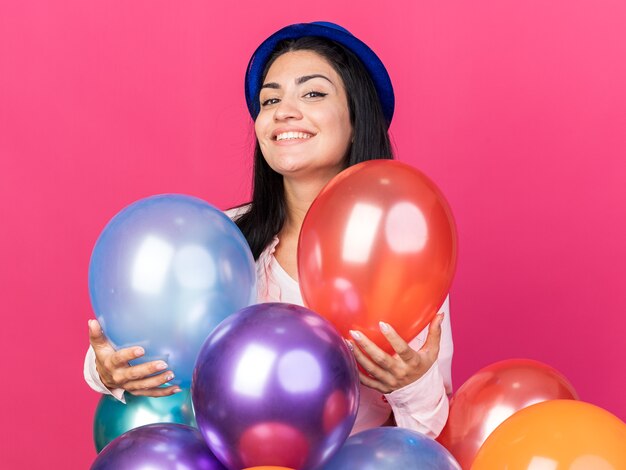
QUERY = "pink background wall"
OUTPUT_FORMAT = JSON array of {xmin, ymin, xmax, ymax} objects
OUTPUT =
[{"xmin": 2, "ymin": 1, "xmax": 625, "ymax": 467}]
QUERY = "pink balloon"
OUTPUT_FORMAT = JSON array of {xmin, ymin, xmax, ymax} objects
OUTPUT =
[{"xmin": 437, "ymin": 359, "xmax": 578, "ymax": 469}]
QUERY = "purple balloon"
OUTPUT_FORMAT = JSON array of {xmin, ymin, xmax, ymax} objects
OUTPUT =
[
  {"xmin": 321, "ymin": 427, "xmax": 461, "ymax": 470},
  {"xmin": 192, "ymin": 303, "xmax": 360, "ymax": 470},
  {"xmin": 90, "ymin": 423, "xmax": 226, "ymax": 470}
]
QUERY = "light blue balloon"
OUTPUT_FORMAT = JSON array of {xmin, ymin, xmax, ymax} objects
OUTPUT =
[
  {"xmin": 93, "ymin": 389, "xmax": 197, "ymax": 452},
  {"xmin": 321, "ymin": 427, "xmax": 461, "ymax": 470},
  {"xmin": 89, "ymin": 194, "xmax": 256, "ymax": 386}
]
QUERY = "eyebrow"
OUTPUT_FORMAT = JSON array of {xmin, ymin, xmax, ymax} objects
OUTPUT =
[{"xmin": 261, "ymin": 74, "xmax": 335, "ymax": 90}]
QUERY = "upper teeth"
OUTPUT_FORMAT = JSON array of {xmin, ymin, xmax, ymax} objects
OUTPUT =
[{"xmin": 276, "ymin": 132, "xmax": 312, "ymax": 141}]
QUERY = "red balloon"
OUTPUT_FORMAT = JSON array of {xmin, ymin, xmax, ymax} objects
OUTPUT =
[
  {"xmin": 437, "ymin": 359, "xmax": 579, "ymax": 469},
  {"xmin": 298, "ymin": 160, "xmax": 457, "ymax": 352}
]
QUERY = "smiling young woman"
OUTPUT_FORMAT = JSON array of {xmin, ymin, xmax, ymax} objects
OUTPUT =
[
  {"xmin": 255, "ymin": 50, "xmax": 353, "ymax": 182},
  {"xmin": 85, "ymin": 21, "xmax": 454, "ymax": 438}
]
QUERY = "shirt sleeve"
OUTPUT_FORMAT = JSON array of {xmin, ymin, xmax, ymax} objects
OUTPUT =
[
  {"xmin": 84, "ymin": 345, "xmax": 126, "ymax": 403},
  {"xmin": 383, "ymin": 360, "xmax": 449, "ymax": 438},
  {"xmin": 383, "ymin": 295, "xmax": 453, "ymax": 438}
]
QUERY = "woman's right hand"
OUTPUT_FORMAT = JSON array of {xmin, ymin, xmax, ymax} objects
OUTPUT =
[{"xmin": 88, "ymin": 319, "xmax": 181, "ymax": 397}]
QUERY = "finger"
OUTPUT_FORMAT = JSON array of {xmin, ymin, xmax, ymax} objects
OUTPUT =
[
  {"xmin": 120, "ymin": 360, "xmax": 169, "ymax": 382},
  {"xmin": 124, "ymin": 370, "xmax": 176, "ymax": 392},
  {"xmin": 349, "ymin": 338, "xmax": 395, "ymax": 384},
  {"xmin": 129, "ymin": 386, "xmax": 182, "ymax": 398},
  {"xmin": 108, "ymin": 346, "xmax": 146, "ymax": 368},
  {"xmin": 349, "ymin": 330, "xmax": 394, "ymax": 369},
  {"xmin": 379, "ymin": 322, "xmax": 416, "ymax": 363},
  {"xmin": 422, "ymin": 313, "xmax": 444, "ymax": 354},
  {"xmin": 357, "ymin": 370, "xmax": 390, "ymax": 394},
  {"xmin": 88, "ymin": 319, "xmax": 112, "ymax": 351}
]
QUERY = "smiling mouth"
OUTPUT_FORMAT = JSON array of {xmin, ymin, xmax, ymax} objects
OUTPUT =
[{"xmin": 274, "ymin": 131, "xmax": 314, "ymax": 141}]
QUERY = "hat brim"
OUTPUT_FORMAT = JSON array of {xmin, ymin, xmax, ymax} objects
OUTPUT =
[{"xmin": 245, "ymin": 22, "xmax": 394, "ymax": 125}]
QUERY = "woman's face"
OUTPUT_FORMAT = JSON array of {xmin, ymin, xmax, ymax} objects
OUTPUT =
[{"xmin": 254, "ymin": 50, "xmax": 353, "ymax": 182}]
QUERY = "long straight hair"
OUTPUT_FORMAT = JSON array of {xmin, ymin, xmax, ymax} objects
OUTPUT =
[{"xmin": 235, "ymin": 37, "xmax": 394, "ymax": 259}]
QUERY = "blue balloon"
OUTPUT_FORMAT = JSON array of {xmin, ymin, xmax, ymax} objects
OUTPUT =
[
  {"xmin": 321, "ymin": 427, "xmax": 461, "ymax": 470},
  {"xmin": 93, "ymin": 389, "xmax": 197, "ymax": 452},
  {"xmin": 89, "ymin": 194, "xmax": 256, "ymax": 386},
  {"xmin": 91, "ymin": 423, "xmax": 226, "ymax": 470}
]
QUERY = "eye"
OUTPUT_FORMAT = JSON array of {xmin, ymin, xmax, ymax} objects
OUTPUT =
[
  {"xmin": 261, "ymin": 97, "xmax": 280, "ymax": 107},
  {"xmin": 303, "ymin": 91, "xmax": 328, "ymax": 99}
]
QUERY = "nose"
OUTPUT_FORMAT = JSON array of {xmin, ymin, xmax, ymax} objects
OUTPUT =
[{"xmin": 273, "ymin": 96, "xmax": 303, "ymax": 121}]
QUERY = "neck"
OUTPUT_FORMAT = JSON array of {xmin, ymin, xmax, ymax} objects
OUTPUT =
[{"xmin": 281, "ymin": 175, "xmax": 335, "ymax": 237}]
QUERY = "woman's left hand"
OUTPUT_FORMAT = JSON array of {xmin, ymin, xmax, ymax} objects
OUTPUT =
[{"xmin": 347, "ymin": 313, "xmax": 445, "ymax": 394}]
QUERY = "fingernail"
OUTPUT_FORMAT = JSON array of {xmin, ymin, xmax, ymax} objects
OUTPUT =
[
  {"xmin": 88, "ymin": 319, "xmax": 95, "ymax": 329},
  {"xmin": 173, "ymin": 388, "xmax": 183, "ymax": 394},
  {"xmin": 134, "ymin": 347, "xmax": 145, "ymax": 357},
  {"xmin": 349, "ymin": 330, "xmax": 361, "ymax": 340},
  {"xmin": 344, "ymin": 338, "xmax": 354, "ymax": 351},
  {"xmin": 166, "ymin": 373, "xmax": 175, "ymax": 381},
  {"xmin": 379, "ymin": 321, "xmax": 390, "ymax": 333},
  {"xmin": 156, "ymin": 361, "xmax": 167, "ymax": 370}
]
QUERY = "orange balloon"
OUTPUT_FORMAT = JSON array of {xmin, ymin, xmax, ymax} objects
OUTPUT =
[
  {"xmin": 437, "ymin": 359, "xmax": 579, "ymax": 469},
  {"xmin": 471, "ymin": 400, "xmax": 626, "ymax": 470},
  {"xmin": 298, "ymin": 160, "xmax": 457, "ymax": 352}
]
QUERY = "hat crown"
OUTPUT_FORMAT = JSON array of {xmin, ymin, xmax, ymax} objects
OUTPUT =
[{"xmin": 310, "ymin": 21, "xmax": 351, "ymax": 35}]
